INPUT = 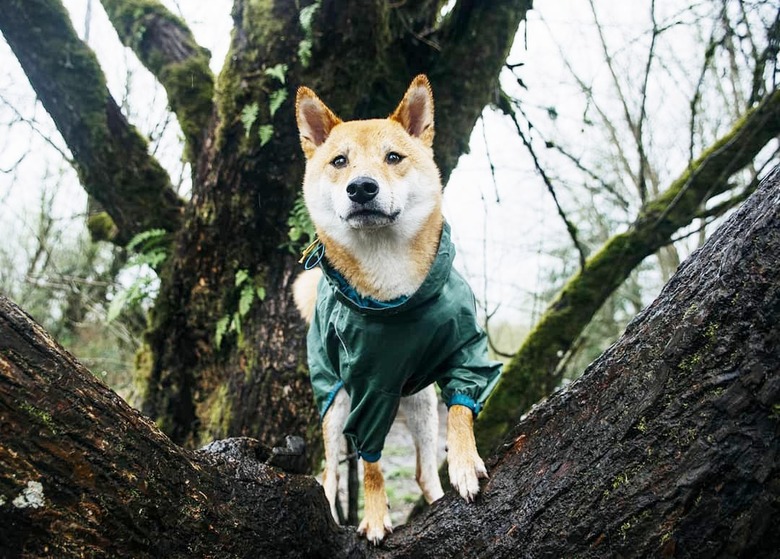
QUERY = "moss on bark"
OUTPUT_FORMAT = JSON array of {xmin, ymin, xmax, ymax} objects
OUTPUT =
[
  {"xmin": 0, "ymin": 0, "xmax": 184, "ymax": 246},
  {"xmin": 99, "ymin": 0, "xmax": 215, "ymax": 162}
]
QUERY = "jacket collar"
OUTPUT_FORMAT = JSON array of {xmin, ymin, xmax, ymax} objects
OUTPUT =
[{"xmin": 316, "ymin": 221, "xmax": 455, "ymax": 316}]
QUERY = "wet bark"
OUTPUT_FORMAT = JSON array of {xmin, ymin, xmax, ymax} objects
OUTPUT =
[
  {"xmin": 0, "ymin": 297, "xmax": 355, "ymax": 558},
  {"xmin": 99, "ymin": 0, "xmax": 215, "ymax": 162},
  {"xmin": 1, "ymin": 162, "xmax": 778, "ymax": 559}
]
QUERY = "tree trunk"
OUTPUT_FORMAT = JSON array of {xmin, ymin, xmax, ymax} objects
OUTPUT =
[{"xmin": 2, "ymin": 167, "xmax": 778, "ymax": 558}]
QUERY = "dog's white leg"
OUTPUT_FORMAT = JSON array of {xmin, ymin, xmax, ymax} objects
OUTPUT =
[
  {"xmin": 446, "ymin": 404, "xmax": 488, "ymax": 502},
  {"xmin": 357, "ymin": 459, "xmax": 392, "ymax": 544},
  {"xmin": 400, "ymin": 386, "xmax": 444, "ymax": 503},
  {"xmin": 321, "ymin": 388, "xmax": 349, "ymax": 522}
]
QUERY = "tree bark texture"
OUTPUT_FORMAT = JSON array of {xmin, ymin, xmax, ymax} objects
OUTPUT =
[
  {"xmin": 0, "ymin": 301, "xmax": 353, "ymax": 558},
  {"xmin": 476, "ymin": 90, "xmax": 780, "ymax": 454},
  {"xmin": 1, "ymin": 165, "xmax": 778, "ymax": 558}
]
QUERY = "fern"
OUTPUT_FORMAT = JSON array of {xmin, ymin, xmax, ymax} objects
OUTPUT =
[
  {"xmin": 214, "ymin": 315, "xmax": 230, "ymax": 350},
  {"xmin": 106, "ymin": 229, "xmax": 168, "ymax": 323},
  {"xmin": 298, "ymin": 2, "xmax": 320, "ymax": 68},
  {"xmin": 240, "ymin": 103, "xmax": 260, "ymax": 138},
  {"xmin": 264, "ymin": 63, "xmax": 288, "ymax": 85},
  {"xmin": 214, "ymin": 269, "xmax": 267, "ymax": 350},
  {"xmin": 282, "ymin": 193, "xmax": 315, "ymax": 253},
  {"xmin": 258, "ymin": 124, "xmax": 274, "ymax": 146},
  {"xmin": 269, "ymin": 89, "xmax": 288, "ymax": 118},
  {"xmin": 238, "ymin": 284, "xmax": 255, "ymax": 317},
  {"xmin": 127, "ymin": 228, "xmax": 167, "ymax": 252}
]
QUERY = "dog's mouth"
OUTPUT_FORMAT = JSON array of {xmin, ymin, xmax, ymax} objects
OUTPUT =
[{"xmin": 343, "ymin": 209, "xmax": 401, "ymax": 229}]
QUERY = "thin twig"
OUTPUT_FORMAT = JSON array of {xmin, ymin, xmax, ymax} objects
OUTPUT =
[
  {"xmin": 636, "ymin": 0, "xmax": 659, "ymax": 202},
  {"xmin": 498, "ymin": 93, "xmax": 587, "ymax": 269}
]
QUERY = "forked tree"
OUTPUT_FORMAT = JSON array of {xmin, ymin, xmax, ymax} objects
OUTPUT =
[{"xmin": 0, "ymin": 1, "xmax": 777, "ymax": 475}]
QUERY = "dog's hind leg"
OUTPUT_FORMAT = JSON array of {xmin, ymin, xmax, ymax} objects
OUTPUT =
[
  {"xmin": 400, "ymin": 385, "xmax": 444, "ymax": 503},
  {"xmin": 357, "ymin": 459, "xmax": 392, "ymax": 544},
  {"xmin": 322, "ymin": 388, "xmax": 349, "ymax": 522}
]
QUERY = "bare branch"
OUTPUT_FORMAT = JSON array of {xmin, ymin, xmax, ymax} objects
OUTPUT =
[
  {"xmin": 636, "ymin": 0, "xmax": 659, "ymax": 202},
  {"xmin": 548, "ymin": 142, "xmax": 631, "ymax": 211},
  {"xmin": 476, "ymin": 90, "xmax": 780, "ymax": 453},
  {"xmin": 498, "ymin": 94, "xmax": 588, "ymax": 269}
]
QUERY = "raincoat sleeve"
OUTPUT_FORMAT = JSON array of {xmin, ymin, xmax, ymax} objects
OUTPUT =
[
  {"xmin": 436, "ymin": 329, "xmax": 502, "ymax": 416},
  {"xmin": 307, "ymin": 300, "xmax": 343, "ymax": 419}
]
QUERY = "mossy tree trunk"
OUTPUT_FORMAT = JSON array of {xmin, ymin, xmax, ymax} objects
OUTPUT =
[
  {"xmin": 475, "ymin": 89, "xmax": 780, "ymax": 455},
  {"xmin": 1, "ymin": 169, "xmax": 778, "ymax": 558},
  {"xmin": 0, "ymin": 0, "xmax": 532, "ymax": 464}
]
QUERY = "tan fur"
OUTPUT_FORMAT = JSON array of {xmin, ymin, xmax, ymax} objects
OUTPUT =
[
  {"xmin": 296, "ymin": 87, "xmax": 342, "ymax": 159},
  {"xmin": 389, "ymin": 74, "xmax": 435, "ymax": 148},
  {"xmin": 357, "ymin": 461, "xmax": 392, "ymax": 544},
  {"xmin": 446, "ymin": 404, "xmax": 488, "ymax": 502},
  {"xmin": 292, "ymin": 268, "xmax": 322, "ymax": 325}
]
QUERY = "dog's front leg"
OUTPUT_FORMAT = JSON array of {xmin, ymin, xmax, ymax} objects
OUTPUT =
[
  {"xmin": 357, "ymin": 459, "xmax": 392, "ymax": 544},
  {"xmin": 446, "ymin": 404, "xmax": 488, "ymax": 502}
]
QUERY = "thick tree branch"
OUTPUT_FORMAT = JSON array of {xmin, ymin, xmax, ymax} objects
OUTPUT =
[
  {"xmin": 1, "ymin": 169, "xmax": 778, "ymax": 557},
  {"xmin": 384, "ymin": 169, "xmax": 780, "ymax": 557},
  {"xmin": 0, "ymin": 296, "xmax": 358, "ymax": 558},
  {"xmin": 99, "ymin": 0, "xmax": 215, "ymax": 163},
  {"xmin": 476, "ymin": 90, "xmax": 780, "ymax": 453},
  {"xmin": 0, "ymin": 0, "xmax": 184, "ymax": 246}
]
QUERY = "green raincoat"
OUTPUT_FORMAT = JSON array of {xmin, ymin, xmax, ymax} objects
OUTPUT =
[{"xmin": 307, "ymin": 222, "xmax": 502, "ymax": 462}]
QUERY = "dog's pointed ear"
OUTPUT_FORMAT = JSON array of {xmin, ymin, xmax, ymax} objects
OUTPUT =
[
  {"xmin": 390, "ymin": 75, "xmax": 434, "ymax": 147},
  {"xmin": 296, "ymin": 87, "xmax": 342, "ymax": 158}
]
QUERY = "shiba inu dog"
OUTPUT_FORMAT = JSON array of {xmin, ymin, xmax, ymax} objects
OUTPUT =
[{"xmin": 293, "ymin": 75, "xmax": 501, "ymax": 544}]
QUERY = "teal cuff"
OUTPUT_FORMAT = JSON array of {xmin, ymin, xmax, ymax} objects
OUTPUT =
[
  {"xmin": 319, "ymin": 380, "xmax": 344, "ymax": 420},
  {"xmin": 447, "ymin": 393, "xmax": 481, "ymax": 415},
  {"xmin": 360, "ymin": 451, "xmax": 381, "ymax": 462}
]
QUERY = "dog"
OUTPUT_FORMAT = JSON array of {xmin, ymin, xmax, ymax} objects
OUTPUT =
[{"xmin": 292, "ymin": 75, "xmax": 502, "ymax": 544}]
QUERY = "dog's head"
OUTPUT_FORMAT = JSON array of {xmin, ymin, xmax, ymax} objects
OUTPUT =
[{"xmin": 295, "ymin": 76, "xmax": 442, "ymax": 243}]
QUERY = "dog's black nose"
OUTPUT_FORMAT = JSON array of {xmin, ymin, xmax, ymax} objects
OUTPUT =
[{"xmin": 346, "ymin": 177, "xmax": 379, "ymax": 205}]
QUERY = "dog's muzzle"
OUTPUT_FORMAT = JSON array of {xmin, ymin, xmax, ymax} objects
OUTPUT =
[{"xmin": 343, "ymin": 176, "xmax": 399, "ymax": 229}]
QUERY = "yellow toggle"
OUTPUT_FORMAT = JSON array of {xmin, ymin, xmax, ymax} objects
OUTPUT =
[{"xmin": 299, "ymin": 237, "xmax": 321, "ymax": 264}]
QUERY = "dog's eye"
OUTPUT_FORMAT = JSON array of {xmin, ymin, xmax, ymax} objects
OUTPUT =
[
  {"xmin": 386, "ymin": 152, "xmax": 404, "ymax": 165},
  {"xmin": 331, "ymin": 155, "xmax": 348, "ymax": 168}
]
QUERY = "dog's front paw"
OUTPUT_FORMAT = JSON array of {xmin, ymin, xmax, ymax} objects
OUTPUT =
[
  {"xmin": 448, "ymin": 450, "xmax": 489, "ymax": 502},
  {"xmin": 357, "ymin": 511, "xmax": 393, "ymax": 545}
]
